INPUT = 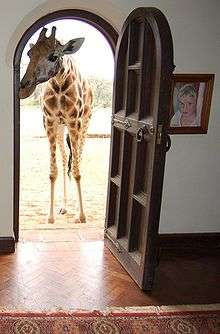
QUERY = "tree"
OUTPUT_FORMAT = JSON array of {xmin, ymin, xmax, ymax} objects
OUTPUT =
[{"xmin": 88, "ymin": 76, "xmax": 113, "ymax": 108}]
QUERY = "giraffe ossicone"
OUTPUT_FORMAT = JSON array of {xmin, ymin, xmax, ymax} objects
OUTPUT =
[{"xmin": 20, "ymin": 26, "xmax": 93, "ymax": 224}]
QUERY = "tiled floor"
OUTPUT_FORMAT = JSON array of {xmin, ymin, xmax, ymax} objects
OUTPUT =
[
  {"xmin": 20, "ymin": 227, "xmax": 104, "ymax": 242},
  {"xmin": 0, "ymin": 229, "xmax": 219, "ymax": 310}
]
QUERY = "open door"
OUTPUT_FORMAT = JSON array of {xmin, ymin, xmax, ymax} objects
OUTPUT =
[{"xmin": 105, "ymin": 7, "xmax": 174, "ymax": 291}]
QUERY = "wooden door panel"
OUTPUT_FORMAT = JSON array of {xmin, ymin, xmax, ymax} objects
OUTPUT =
[
  {"xmin": 128, "ymin": 20, "xmax": 144, "ymax": 65},
  {"xmin": 111, "ymin": 127, "xmax": 122, "ymax": 178},
  {"xmin": 116, "ymin": 131, "xmax": 132, "ymax": 238},
  {"xmin": 105, "ymin": 7, "xmax": 174, "ymax": 290},
  {"xmin": 133, "ymin": 140, "xmax": 151, "ymax": 194},
  {"xmin": 114, "ymin": 29, "xmax": 129, "ymax": 115},
  {"xmin": 139, "ymin": 23, "xmax": 155, "ymax": 120},
  {"xmin": 126, "ymin": 70, "xmax": 141, "ymax": 117}
]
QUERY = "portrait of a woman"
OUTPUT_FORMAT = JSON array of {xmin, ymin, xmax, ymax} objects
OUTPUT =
[
  {"xmin": 168, "ymin": 74, "xmax": 214, "ymax": 134},
  {"xmin": 170, "ymin": 83, "xmax": 205, "ymax": 128}
]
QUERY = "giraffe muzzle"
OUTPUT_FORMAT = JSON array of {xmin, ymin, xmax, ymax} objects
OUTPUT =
[
  {"xmin": 19, "ymin": 80, "xmax": 36, "ymax": 99},
  {"xmin": 20, "ymin": 79, "xmax": 32, "ymax": 89}
]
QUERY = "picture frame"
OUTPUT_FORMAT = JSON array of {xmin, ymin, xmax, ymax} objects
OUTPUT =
[{"xmin": 168, "ymin": 74, "xmax": 215, "ymax": 134}]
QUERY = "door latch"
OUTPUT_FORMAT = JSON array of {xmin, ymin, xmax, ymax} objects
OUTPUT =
[
  {"xmin": 156, "ymin": 125, "xmax": 172, "ymax": 151},
  {"xmin": 157, "ymin": 124, "xmax": 163, "ymax": 144},
  {"xmin": 111, "ymin": 116, "xmax": 131, "ymax": 129},
  {"xmin": 136, "ymin": 123, "xmax": 154, "ymax": 142},
  {"xmin": 136, "ymin": 125, "xmax": 147, "ymax": 142}
]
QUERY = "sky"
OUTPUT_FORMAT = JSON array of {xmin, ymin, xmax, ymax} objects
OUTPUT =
[{"xmin": 21, "ymin": 19, "xmax": 114, "ymax": 80}]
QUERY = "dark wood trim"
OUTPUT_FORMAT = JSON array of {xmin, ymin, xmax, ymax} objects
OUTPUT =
[
  {"xmin": 13, "ymin": 62, "xmax": 20, "ymax": 242},
  {"xmin": 0, "ymin": 237, "xmax": 15, "ymax": 253},
  {"xmin": 13, "ymin": 9, "xmax": 118, "ymax": 242},
  {"xmin": 14, "ymin": 9, "xmax": 118, "ymax": 67},
  {"xmin": 159, "ymin": 233, "xmax": 220, "ymax": 250}
]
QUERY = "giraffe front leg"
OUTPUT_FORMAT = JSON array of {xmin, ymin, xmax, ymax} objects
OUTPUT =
[
  {"xmin": 46, "ymin": 125, "xmax": 58, "ymax": 224},
  {"xmin": 69, "ymin": 132, "xmax": 86, "ymax": 224},
  {"xmin": 57, "ymin": 125, "xmax": 68, "ymax": 215},
  {"xmin": 74, "ymin": 175, "xmax": 86, "ymax": 224}
]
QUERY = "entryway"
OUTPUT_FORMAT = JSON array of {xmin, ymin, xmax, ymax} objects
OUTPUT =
[
  {"xmin": 19, "ymin": 17, "xmax": 114, "ymax": 242},
  {"xmin": 14, "ymin": 7, "xmax": 174, "ymax": 292},
  {"xmin": 14, "ymin": 11, "xmax": 117, "ymax": 245}
]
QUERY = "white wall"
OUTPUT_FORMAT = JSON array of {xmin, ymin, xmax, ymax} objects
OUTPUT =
[{"xmin": 0, "ymin": 0, "xmax": 219, "ymax": 236}]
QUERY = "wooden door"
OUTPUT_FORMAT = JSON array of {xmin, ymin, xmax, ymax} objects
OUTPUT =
[{"xmin": 105, "ymin": 7, "xmax": 174, "ymax": 291}]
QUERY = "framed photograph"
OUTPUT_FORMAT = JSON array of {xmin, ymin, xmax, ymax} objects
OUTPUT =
[{"xmin": 168, "ymin": 74, "xmax": 215, "ymax": 134}]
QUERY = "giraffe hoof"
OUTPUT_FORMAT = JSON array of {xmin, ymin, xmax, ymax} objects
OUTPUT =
[
  {"xmin": 79, "ymin": 214, "xmax": 86, "ymax": 224},
  {"xmin": 59, "ymin": 208, "xmax": 67, "ymax": 215},
  {"xmin": 48, "ymin": 217, "xmax": 55, "ymax": 224},
  {"xmin": 74, "ymin": 215, "xmax": 86, "ymax": 224}
]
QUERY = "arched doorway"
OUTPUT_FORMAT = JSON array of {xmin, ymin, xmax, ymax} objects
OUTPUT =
[
  {"xmin": 13, "ymin": 7, "xmax": 174, "ymax": 291},
  {"xmin": 13, "ymin": 10, "xmax": 118, "ymax": 241}
]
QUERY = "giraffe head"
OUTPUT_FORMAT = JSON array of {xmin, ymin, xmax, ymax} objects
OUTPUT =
[{"xmin": 19, "ymin": 27, "xmax": 84, "ymax": 99}]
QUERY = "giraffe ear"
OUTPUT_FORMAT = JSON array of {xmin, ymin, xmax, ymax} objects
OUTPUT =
[{"xmin": 59, "ymin": 38, "xmax": 85, "ymax": 55}]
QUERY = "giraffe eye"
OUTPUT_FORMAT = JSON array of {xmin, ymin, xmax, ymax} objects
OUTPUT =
[{"xmin": 48, "ymin": 54, "xmax": 58, "ymax": 62}]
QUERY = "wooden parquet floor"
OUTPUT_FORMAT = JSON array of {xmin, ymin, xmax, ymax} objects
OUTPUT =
[{"xmin": 0, "ymin": 229, "xmax": 219, "ymax": 310}]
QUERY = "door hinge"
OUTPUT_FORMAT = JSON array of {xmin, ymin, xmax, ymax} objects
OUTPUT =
[
  {"xmin": 156, "ymin": 124, "xmax": 163, "ymax": 144},
  {"xmin": 165, "ymin": 134, "xmax": 171, "ymax": 152},
  {"xmin": 105, "ymin": 231, "xmax": 123, "ymax": 253}
]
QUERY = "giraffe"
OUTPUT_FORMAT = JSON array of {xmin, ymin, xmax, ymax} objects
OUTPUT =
[{"xmin": 19, "ymin": 26, "xmax": 93, "ymax": 224}]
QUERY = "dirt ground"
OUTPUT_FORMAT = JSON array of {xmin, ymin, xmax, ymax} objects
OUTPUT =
[{"xmin": 20, "ymin": 107, "xmax": 111, "ymax": 233}]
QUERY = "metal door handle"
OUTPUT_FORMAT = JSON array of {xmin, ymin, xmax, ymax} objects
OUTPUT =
[{"xmin": 136, "ymin": 123, "xmax": 154, "ymax": 142}]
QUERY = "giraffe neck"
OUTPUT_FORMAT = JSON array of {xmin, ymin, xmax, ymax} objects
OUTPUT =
[
  {"xmin": 42, "ymin": 55, "xmax": 87, "ymax": 122},
  {"xmin": 52, "ymin": 56, "xmax": 79, "ymax": 86}
]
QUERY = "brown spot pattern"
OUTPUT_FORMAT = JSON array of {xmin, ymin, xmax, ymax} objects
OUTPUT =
[
  {"xmin": 60, "ymin": 95, "xmax": 66, "ymax": 109},
  {"xmin": 84, "ymin": 105, "xmax": 90, "ymax": 116},
  {"xmin": 69, "ymin": 121, "xmax": 76, "ymax": 128},
  {"xmin": 47, "ymin": 119, "xmax": 54, "ymax": 127},
  {"xmin": 68, "ymin": 108, "xmax": 78, "ymax": 118},
  {"xmin": 50, "ymin": 136, "xmax": 55, "ymax": 144},
  {"xmin": 65, "ymin": 89, "xmax": 75, "ymax": 99},
  {"xmin": 77, "ymin": 120, "xmax": 82, "ymax": 130},
  {"xmin": 69, "ymin": 129, "xmax": 76, "ymax": 136},
  {"xmin": 46, "ymin": 96, "xmax": 58, "ymax": 109},
  {"xmin": 43, "ymin": 106, "xmax": 52, "ymax": 116},
  {"xmin": 51, "ymin": 79, "xmax": 60, "ymax": 94},
  {"xmin": 61, "ymin": 77, "xmax": 72, "ymax": 92}
]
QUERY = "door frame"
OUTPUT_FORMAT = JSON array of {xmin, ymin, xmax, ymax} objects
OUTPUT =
[{"xmin": 13, "ymin": 9, "xmax": 118, "ymax": 241}]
